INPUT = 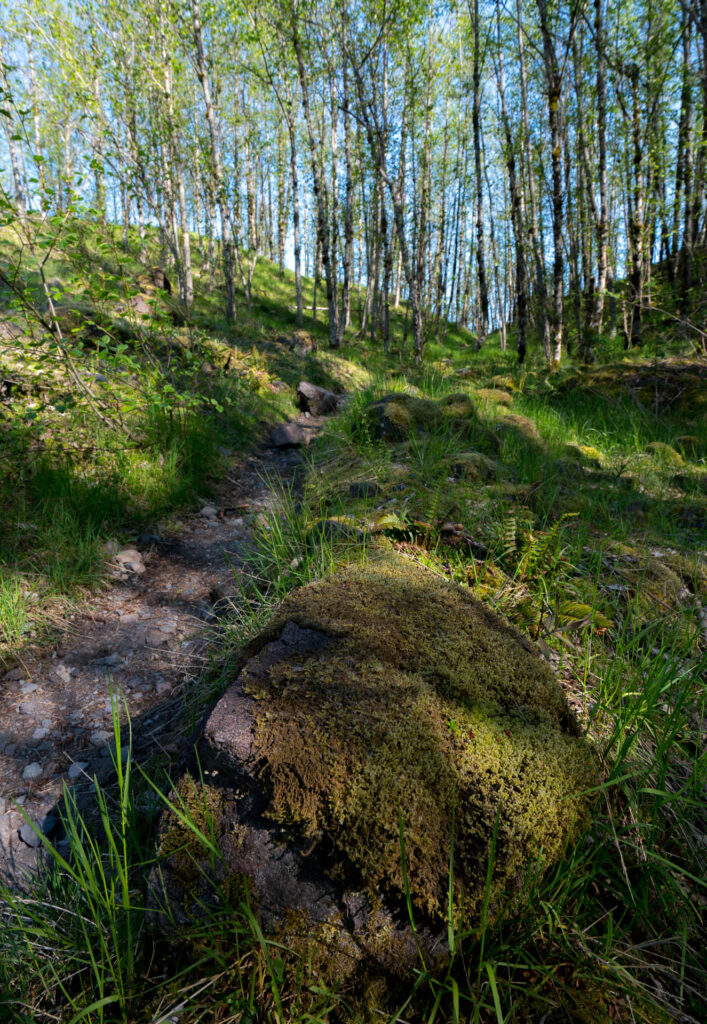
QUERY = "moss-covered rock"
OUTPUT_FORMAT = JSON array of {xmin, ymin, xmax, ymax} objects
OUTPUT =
[
  {"xmin": 645, "ymin": 441, "xmax": 683, "ymax": 465},
  {"xmin": 364, "ymin": 392, "xmax": 444, "ymax": 440},
  {"xmin": 363, "ymin": 391, "xmax": 480, "ymax": 443},
  {"xmin": 563, "ymin": 442, "xmax": 603, "ymax": 467},
  {"xmin": 601, "ymin": 542, "xmax": 706, "ymax": 625},
  {"xmin": 551, "ymin": 360, "xmax": 707, "ymax": 417},
  {"xmin": 161, "ymin": 555, "xmax": 596, "ymax": 979},
  {"xmin": 497, "ymin": 412, "xmax": 545, "ymax": 450},
  {"xmin": 439, "ymin": 392, "xmax": 478, "ymax": 432},
  {"xmin": 675, "ymin": 434, "xmax": 702, "ymax": 457},
  {"xmin": 449, "ymin": 450, "xmax": 501, "ymax": 482},
  {"xmin": 474, "ymin": 387, "xmax": 514, "ymax": 407}
]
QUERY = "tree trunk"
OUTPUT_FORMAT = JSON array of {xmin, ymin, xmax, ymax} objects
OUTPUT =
[
  {"xmin": 191, "ymin": 0, "xmax": 236, "ymax": 323},
  {"xmin": 290, "ymin": 26, "xmax": 338, "ymax": 346},
  {"xmin": 536, "ymin": 0, "xmax": 566, "ymax": 368},
  {"xmin": 472, "ymin": 0, "xmax": 489, "ymax": 350}
]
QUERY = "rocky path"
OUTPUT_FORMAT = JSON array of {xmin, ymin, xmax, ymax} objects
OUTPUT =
[{"xmin": 0, "ymin": 437, "xmax": 307, "ymax": 880}]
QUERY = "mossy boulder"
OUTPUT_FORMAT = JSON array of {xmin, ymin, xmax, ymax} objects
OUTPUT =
[
  {"xmin": 563, "ymin": 442, "xmax": 603, "ymax": 467},
  {"xmin": 449, "ymin": 451, "xmax": 501, "ymax": 482},
  {"xmin": 473, "ymin": 387, "xmax": 514, "ymax": 407},
  {"xmin": 158, "ymin": 555, "xmax": 597, "ymax": 978},
  {"xmin": 645, "ymin": 441, "xmax": 683, "ymax": 465},
  {"xmin": 601, "ymin": 542, "xmax": 706, "ymax": 625},
  {"xmin": 363, "ymin": 391, "xmax": 477, "ymax": 442},
  {"xmin": 364, "ymin": 392, "xmax": 443, "ymax": 440},
  {"xmin": 552, "ymin": 360, "xmax": 707, "ymax": 417},
  {"xmin": 439, "ymin": 391, "xmax": 476, "ymax": 421},
  {"xmin": 496, "ymin": 412, "xmax": 545, "ymax": 450},
  {"xmin": 675, "ymin": 435, "xmax": 702, "ymax": 457}
]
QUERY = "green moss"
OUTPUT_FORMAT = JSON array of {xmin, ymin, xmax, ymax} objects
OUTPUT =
[
  {"xmin": 497, "ymin": 412, "xmax": 545, "ymax": 449},
  {"xmin": 563, "ymin": 442, "xmax": 603, "ymax": 466},
  {"xmin": 364, "ymin": 393, "xmax": 444, "ymax": 440},
  {"xmin": 645, "ymin": 441, "xmax": 683, "ymax": 465},
  {"xmin": 363, "ymin": 391, "xmax": 481, "ymax": 442},
  {"xmin": 474, "ymin": 387, "xmax": 514, "ymax": 407},
  {"xmin": 449, "ymin": 451, "xmax": 500, "ymax": 482},
  {"xmin": 242, "ymin": 555, "xmax": 597, "ymax": 927},
  {"xmin": 158, "ymin": 775, "xmax": 226, "ymax": 888},
  {"xmin": 439, "ymin": 391, "xmax": 476, "ymax": 419}
]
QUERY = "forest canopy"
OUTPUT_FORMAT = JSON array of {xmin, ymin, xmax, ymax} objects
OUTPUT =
[{"xmin": 1, "ymin": 0, "xmax": 702, "ymax": 366}]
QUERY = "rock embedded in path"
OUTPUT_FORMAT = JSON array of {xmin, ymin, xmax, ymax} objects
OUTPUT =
[
  {"xmin": 155, "ymin": 554, "xmax": 597, "ymax": 980},
  {"xmin": 49, "ymin": 663, "xmax": 72, "ymax": 684},
  {"xmin": 296, "ymin": 381, "xmax": 341, "ymax": 416},
  {"xmin": 112, "ymin": 548, "xmax": 146, "ymax": 576},
  {"xmin": 18, "ymin": 823, "xmax": 42, "ymax": 848},
  {"xmin": 269, "ymin": 421, "xmax": 320, "ymax": 448},
  {"xmin": 22, "ymin": 762, "xmax": 43, "ymax": 781}
]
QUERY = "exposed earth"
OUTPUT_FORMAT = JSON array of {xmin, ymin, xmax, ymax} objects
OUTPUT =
[{"xmin": 0, "ymin": 424, "xmax": 317, "ymax": 880}]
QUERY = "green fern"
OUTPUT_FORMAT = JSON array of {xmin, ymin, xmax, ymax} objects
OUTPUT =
[
  {"xmin": 501, "ymin": 513, "xmax": 518, "ymax": 566},
  {"xmin": 516, "ymin": 512, "xmax": 578, "ymax": 582}
]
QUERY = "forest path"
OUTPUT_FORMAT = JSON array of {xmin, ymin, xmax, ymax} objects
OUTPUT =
[{"xmin": 0, "ymin": 430, "xmax": 311, "ymax": 880}]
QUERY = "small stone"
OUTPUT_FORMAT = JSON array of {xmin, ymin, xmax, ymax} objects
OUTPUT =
[
  {"xmin": 19, "ymin": 701, "xmax": 37, "ymax": 716},
  {"xmin": 32, "ymin": 728, "xmax": 48, "ymax": 741},
  {"xmin": 155, "ymin": 680, "xmax": 172, "ymax": 695},
  {"xmin": 67, "ymin": 762, "xmax": 89, "ymax": 780},
  {"xmin": 199, "ymin": 505, "xmax": 218, "ymax": 518},
  {"xmin": 112, "ymin": 548, "xmax": 146, "ymax": 575},
  {"xmin": 18, "ymin": 823, "xmax": 42, "ymax": 848},
  {"xmin": 270, "ymin": 421, "xmax": 319, "ymax": 448},
  {"xmin": 20, "ymin": 682, "xmax": 38, "ymax": 695},
  {"xmin": 3, "ymin": 667, "xmax": 25, "ymax": 681},
  {"xmin": 93, "ymin": 652, "xmax": 122, "ymax": 668},
  {"xmin": 90, "ymin": 730, "xmax": 111, "ymax": 746},
  {"xmin": 119, "ymin": 612, "xmax": 140, "ymax": 625},
  {"xmin": 49, "ymin": 664, "xmax": 72, "ymax": 684},
  {"xmin": 22, "ymin": 762, "xmax": 43, "ymax": 781}
]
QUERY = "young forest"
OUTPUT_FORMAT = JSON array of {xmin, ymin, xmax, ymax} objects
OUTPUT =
[{"xmin": 0, "ymin": 1, "xmax": 705, "ymax": 1023}]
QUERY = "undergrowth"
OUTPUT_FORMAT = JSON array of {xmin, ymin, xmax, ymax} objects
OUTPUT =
[{"xmin": 0, "ymin": 216, "xmax": 705, "ymax": 1022}]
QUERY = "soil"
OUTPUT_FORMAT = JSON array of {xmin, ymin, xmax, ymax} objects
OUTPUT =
[{"xmin": 0, "ymin": 434, "xmax": 310, "ymax": 881}]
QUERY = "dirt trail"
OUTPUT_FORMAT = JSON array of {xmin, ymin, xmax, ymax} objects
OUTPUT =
[{"xmin": 0, "ymin": 439, "xmax": 305, "ymax": 880}]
